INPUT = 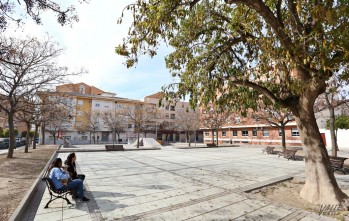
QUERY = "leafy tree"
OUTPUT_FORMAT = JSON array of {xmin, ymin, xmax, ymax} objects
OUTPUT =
[
  {"xmin": 326, "ymin": 115, "xmax": 349, "ymax": 149},
  {"xmin": 0, "ymin": 127, "xmax": 3, "ymax": 137},
  {"xmin": 117, "ymin": 0, "xmax": 349, "ymax": 204},
  {"xmin": 0, "ymin": 0, "xmax": 87, "ymax": 32}
]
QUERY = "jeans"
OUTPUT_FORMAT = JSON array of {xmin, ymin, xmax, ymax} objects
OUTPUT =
[{"xmin": 58, "ymin": 179, "xmax": 84, "ymax": 199}]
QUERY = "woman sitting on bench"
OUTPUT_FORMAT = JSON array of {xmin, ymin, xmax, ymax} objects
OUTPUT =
[
  {"xmin": 48, "ymin": 158, "xmax": 89, "ymax": 202},
  {"xmin": 65, "ymin": 153, "xmax": 86, "ymax": 181}
]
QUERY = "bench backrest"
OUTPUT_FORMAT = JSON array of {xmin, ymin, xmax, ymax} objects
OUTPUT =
[
  {"xmin": 42, "ymin": 177, "xmax": 70, "ymax": 194},
  {"xmin": 283, "ymin": 149, "xmax": 297, "ymax": 154},
  {"xmin": 330, "ymin": 158, "xmax": 344, "ymax": 167}
]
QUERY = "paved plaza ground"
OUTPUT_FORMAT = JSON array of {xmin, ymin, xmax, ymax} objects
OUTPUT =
[{"xmin": 29, "ymin": 146, "xmax": 338, "ymax": 220}]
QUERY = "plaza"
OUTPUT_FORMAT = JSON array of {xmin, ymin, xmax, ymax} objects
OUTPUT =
[{"xmin": 27, "ymin": 146, "xmax": 338, "ymax": 220}]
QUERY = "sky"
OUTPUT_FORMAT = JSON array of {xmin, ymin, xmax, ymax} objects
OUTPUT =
[{"xmin": 8, "ymin": 0, "xmax": 176, "ymax": 100}]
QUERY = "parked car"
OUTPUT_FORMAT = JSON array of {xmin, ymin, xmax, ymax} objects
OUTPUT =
[{"xmin": 0, "ymin": 138, "xmax": 9, "ymax": 149}]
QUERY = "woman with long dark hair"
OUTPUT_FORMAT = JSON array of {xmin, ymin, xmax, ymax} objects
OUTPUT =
[
  {"xmin": 64, "ymin": 153, "xmax": 86, "ymax": 181},
  {"xmin": 48, "ymin": 158, "xmax": 89, "ymax": 202}
]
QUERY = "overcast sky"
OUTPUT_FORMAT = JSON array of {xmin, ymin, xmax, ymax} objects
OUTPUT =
[{"xmin": 9, "ymin": 0, "xmax": 175, "ymax": 100}]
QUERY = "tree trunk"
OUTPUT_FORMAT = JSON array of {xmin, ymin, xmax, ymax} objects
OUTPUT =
[
  {"xmin": 33, "ymin": 125, "xmax": 39, "ymax": 149},
  {"xmin": 7, "ymin": 111, "xmax": 15, "ymax": 158},
  {"xmin": 216, "ymin": 129, "xmax": 219, "ymax": 145},
  {"xmin": 281, "ymin": 124, "xmax": 286, "ymax": 148},
  {"xmin": 292, "ymin": 97, "xmax": 347, "ymax": 204},
  {"xmin": 41, "ymin": 124, "xmax": 45, "ymax": 145},
  {"xmin": 211, "ymin": 129, "xmax": 214, "ymax": 144},
  {"xmin": 53, "ymin": 135, "xmax": 56, "ymax": 145},
  {"xmin": 329, "ymin": 106, "xmax": 337, "ymax": 157},
  {"xmin": 136, "ymin": 129, "xmax": 140, "ymax": 148},
  {"xmin": 25, "ymin": 122, "xmax": 31, "ymax": 153},
  {"xmin": 188, "ymin": 132, "xmax": 191, "ymax": 147},
  {"xmin": 335, "ymin": 129, "xmax": 339, "ymax": 151}
]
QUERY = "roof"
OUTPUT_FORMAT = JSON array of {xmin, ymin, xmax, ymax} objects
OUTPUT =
[{"xmin": 145, "ymin": 92, "xmax": 163, "ymax": 99}]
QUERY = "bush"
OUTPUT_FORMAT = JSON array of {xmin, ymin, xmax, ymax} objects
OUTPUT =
[{"xmin": 4, "ymin": 128, "xmax": 18, "ymax": 137}]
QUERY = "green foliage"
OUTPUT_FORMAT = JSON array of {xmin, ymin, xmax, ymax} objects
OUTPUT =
[
  {"xmin": 0, "ymin": 127, "xmax": 3, "ymax": 137},
  {"xmin": 21, "ymin": 131, "xmax": 35, "ymax": 138},
  {"xmin": 117, "ymin": 0, "xmax": 349, "ymax": 111},
  {"xmin": 4, "ymin": 129, "xmax": 9, "ymax": 137},
  {"xmin": 326, "ymin": 115, "xmax": 349, "ymax": 130},
  {"xmin": 5, "ymin": 128, "xmax": 18, "ymax": 137},
  {"xmin": 21, "ymin": 131, "xmax": 28, "ymax": 137}
]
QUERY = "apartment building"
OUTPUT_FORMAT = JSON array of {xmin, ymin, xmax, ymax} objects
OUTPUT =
[
  {"xmin": 42, "ymin": 82, "xmax": 140, "ymax": 145},
  {"xmin": 143, "ymin": 92, "xmax": 203, "ymax": 143}
]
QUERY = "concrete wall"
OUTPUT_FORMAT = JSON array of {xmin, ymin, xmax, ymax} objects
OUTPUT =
[{"xmin": 320, "ymin": 129, "xmax": 349, "ymax": 150}]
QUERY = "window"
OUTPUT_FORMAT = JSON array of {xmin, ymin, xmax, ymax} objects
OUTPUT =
[
  {"xmin": 252, "ymin": 129, "xmax": 257, "ymax": 136},
  {"xmin": 242, "ymin": 130, "xmax": 248, "ymax": 136},
  {"xmin": 79, "ymin": 85, "xmax": 85, "ymax": 94},
  {"xmin": 205, "ymin": 132, "xmax": 209, "ymax": 136},
  {"xmin": 165, "ymin": 105, "xmax": 169, "ymax": 110},
  {"xmin": 279, "ymin": 128, "xmax": 283, "ymax": 136},
  {"xmin": 95, "ymin": 103, "xmax": 100, "ymax": 107},
  {"xmin": 170, "ymin": 106, "xmax": 175, "ymax": 111},
  {"xmin": 77, "ymin": 100, "xmax": 83, "ymax": 106},
  {"xmin": 222, "ymin": 130, "xmax": 226, "ymax": 137},
  {"xmin": 165, "ymin": 114, "xmax": 169, "ymax": 119},
  {"xmin": 115, "ymin": 104, "xmax": 123, "ymax": 109},
  {"xmin": 81, "ymin": 136, "xmax": 88, "ymax": 140},
  {"xmin": 213, "ymin": 131, "xmax": 217, "ymax": 136},
  {"xmin": 263, "ymin": 129, "xmax": 269, "ymax": 137},
  {"xmin": 170, "ymin": 114, "xmax": 175, "ymax": 119},
  {"xmin": 233, "ymin": 130, "xmax": 238, "ymax": 136},
  {"xmin": 291, "ymin": 128, "xmax": 300, "ymax": 136}
]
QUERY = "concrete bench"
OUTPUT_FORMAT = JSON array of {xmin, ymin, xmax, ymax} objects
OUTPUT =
[
  {"xmin": 207, "ymin": 143, "xmax": 216, "ymax": 147},
  {"xmin": 105, "ymin": 144, "xmax": 124, "ymax": 151}
]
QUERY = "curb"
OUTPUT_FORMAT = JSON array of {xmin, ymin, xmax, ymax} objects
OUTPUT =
[
  {"xmin": 8, "ymin": 146, "xmax": 60, "ymax": 221},
  {"xmin": 57, "ymin": 148, "xmax": 162, "ymax": 153}
]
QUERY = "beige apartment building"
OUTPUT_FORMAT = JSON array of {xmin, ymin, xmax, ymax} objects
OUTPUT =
[
  {"xmin": 42, "ymin": 83, "xmax": 202, "ymax": 145},
  {"xmin": 144, "ymin": 92, "xmax": 203, "ymax": 143}
]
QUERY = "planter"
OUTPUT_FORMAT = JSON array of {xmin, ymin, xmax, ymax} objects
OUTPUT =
[{"xmin": 105, "ymin": 145, "xmax": 124, "ymax": 151}]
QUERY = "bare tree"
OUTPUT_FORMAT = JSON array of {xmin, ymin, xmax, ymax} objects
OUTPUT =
[
  {"xmin": 252, "ymin": 104, "xmax": 294, "ymax": 149},
  {"xmin": 76, "ymin": 110, "xmax": 101, "ymax": 144},
  {"xmin": 200, "ymin": 107, "xmax": 230, "ymax": 145},
  {"xmin": 44, "ymin": 106, "xmax": 71, "ymax": 145},
  {"xmin": 101, "ymin": 110, "xmax": 127, "ymax": 144},
  {"xmin": 123, "ymin": 102, "xmax": 157, "ymax": 148},
  {"xmin": 314, "ymin": 77, "xmax": 349, "ymax": 157},
  {"xmin": 0, "ymin": 36, "xmax": 81, "ymax": 158},
  {"xmin": 15, "ymin": 102, "xmax": 35, "ymax": 153},
  {"xmin": 177, "ymin": 109, "xmax": 200, "ymax": 146}
]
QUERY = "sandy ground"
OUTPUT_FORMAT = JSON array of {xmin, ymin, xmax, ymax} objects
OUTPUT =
[
  {"xmin": 252, "ymin": 147, "xmax": 349, "ymax": 220},
  {"xmin": 0, "ymin": 146, "xmax": 57, "ymax": 221}
]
